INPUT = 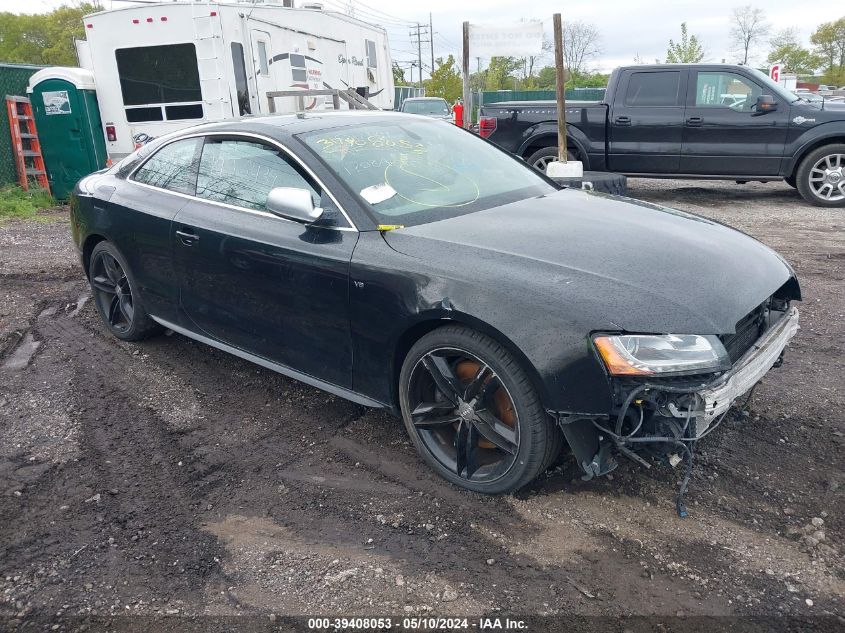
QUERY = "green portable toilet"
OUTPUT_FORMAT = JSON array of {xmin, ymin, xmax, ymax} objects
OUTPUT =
[{"xmin": 27, "ymin": 67, "xmax": 107, "ymax": 200}]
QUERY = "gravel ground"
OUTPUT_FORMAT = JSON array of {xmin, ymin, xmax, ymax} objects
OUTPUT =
[{"xmin": 0, "ymin": 180, "xmax": 843, "ymax": 630}]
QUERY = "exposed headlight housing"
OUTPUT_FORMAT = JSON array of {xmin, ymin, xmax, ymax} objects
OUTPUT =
[{"xmin": 593, "ymin": 334, "xmax": 730, "ymax": 376}]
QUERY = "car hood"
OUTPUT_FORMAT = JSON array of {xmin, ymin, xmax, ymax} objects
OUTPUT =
[{"xmin": 382, "ymin": 189, "xmax": 797, "ymax": 334}]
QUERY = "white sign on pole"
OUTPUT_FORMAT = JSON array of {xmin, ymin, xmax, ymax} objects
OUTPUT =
[{"xmin": 468, "ymin": 22, "xmax": 544, "ymax": 58}]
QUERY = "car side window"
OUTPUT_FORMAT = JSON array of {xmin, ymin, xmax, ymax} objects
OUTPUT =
[
  {"xmin": 624, "ymin": 71, "xmax": 681, "ymax": 107},
  {"xmin": 132, "ymin": 138, "xmax": 202, "ymax": 194},
  {"xmin": 196, "ymin": 138, "xmax": 321, "ymax": 212},
  {"xmin": 695, "ymin": 72, "xmax": 762, "ymax": 112}
]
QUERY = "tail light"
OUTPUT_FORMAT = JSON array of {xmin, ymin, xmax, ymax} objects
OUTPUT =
[
  {"xmin": 478, "ymin": 116, "xmax": 497, "ymax": 139},
  {"xmin": 105, "ymin": 125, "xmax": 117, "ymax": 142}
]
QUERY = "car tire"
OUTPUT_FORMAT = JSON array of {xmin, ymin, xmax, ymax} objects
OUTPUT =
[
  {"xmin": 796, "ymin": 144, "xmax": 845, "ymax": 207},
  {"xmin": 399, "ymin": 325, "xmax": 562, "ymax": 494},
  {"xmin": 88, "ymin": 241, "xmax": 162, "ymax": 341},
  {"xmin": 526, "ymin": 146, "xmax": 581, "ymax": 173}
]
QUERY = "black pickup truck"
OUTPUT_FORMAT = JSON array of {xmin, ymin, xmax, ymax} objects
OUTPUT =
[{"xmin": 478, "ymin": 64, "xmax": 845, "ymax": 206}]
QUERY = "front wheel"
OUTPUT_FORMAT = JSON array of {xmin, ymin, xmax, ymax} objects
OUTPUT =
[
  {"xmin": 796, "ymin": 144, "xmax": 845, "ymax": 207},
  {"xmin": 399, "ymin": 325, "xmax": 562, "ymax": 494}
]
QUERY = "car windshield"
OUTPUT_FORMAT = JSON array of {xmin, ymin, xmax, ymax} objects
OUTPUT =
[
  {"xmin": 402, "ymin": 99, "xmax": 450, "ymax": 115},
  {"xmin": 298, "ymin": 119, "xmax": 556, "ymax": 226}
]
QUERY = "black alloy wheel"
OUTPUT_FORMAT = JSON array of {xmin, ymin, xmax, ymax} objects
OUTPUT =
[
  {"xmin": 88, "ymin": 241, "xmax": 161, "ymax": 341},
  {"xmin": 400, "ymin": 326, "xmax": 561, "ymax": 494},
  {"xmin": 91, "ymin": 250, "xmax": 134, "ymax": 334}
]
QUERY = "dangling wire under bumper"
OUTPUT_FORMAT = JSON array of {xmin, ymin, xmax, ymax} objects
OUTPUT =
[{"xmin": 553, "ymin": 307, "xmax": 799, "ymax": 518}]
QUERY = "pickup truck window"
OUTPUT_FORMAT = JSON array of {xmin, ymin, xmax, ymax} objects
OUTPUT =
[
  {"xmin": 624, "ymin": 71, "xmax": 680, "ymax": 107},
  {"xmin": 695, "ymin": 72, "xmax": 762, "ymax": 112}
]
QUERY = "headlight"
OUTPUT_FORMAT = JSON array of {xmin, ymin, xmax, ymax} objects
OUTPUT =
[{"xmin": 593, "ymin": 334, "xmax": 730, "ymax": 376}]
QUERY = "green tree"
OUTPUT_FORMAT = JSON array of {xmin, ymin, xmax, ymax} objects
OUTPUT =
[
  {"xmin": 767, "ymin": 29, "xmax": 821, "ymax": 76},
  {"xmin": 485, "ymin": 56, "xmax": 522, "ymax": 91},
  {"xmin": 536, "ymin": 66, "xmax": 557, "ymax": 90},
  {"xmin": 392, "ymin": 62, "xmax": 406, "ymax": 85},
  {"xmin": 666, "ymin": 23, "xmax": 705, "ymax": 63},
  {"xmin": 423, "ymin": 55, "xmax": 462, "ymax": 103},
  {"xmin": 810, "ymin": 18, "xmax": 845, "ymax": 85},
  {"xmin": 0, "ymin": 3, "xmax": 100, "ymax": 66}
]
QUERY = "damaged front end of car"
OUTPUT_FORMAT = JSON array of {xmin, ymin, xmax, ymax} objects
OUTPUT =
[{"xmin": 550, "ymin": 294, "xmax": 800, "ymax": 517}]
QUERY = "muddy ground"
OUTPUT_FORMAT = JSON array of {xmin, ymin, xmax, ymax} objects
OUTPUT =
[{"xmin": 1, "ymin": 179, "xmax": 843, "ymax": 630}]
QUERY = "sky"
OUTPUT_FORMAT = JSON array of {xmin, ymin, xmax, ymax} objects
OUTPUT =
[{"xmin": 0, "ymin": 0, "xmax": 831, "ymax": 78}]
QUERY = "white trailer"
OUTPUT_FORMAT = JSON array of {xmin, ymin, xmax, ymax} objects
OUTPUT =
[{"xmin": 75, "ymin": 0, "xmax": 394, "ymax": 158}]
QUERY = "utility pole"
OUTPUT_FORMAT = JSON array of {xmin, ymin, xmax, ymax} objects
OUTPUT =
[
  {"xmin": 417, "ymin": 23, "xmax": 423, "ymax": 88},
  {"xmin": 429, "ymin": 12, "xmax": 435, "ymax": 76},
  {"xmin": 409, "ymin": 23, "xmax": 430, "ymax": 89}
]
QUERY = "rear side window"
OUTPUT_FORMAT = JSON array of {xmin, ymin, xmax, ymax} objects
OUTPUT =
[
  {"xmin": 195, "ymin": 139, "xmax": 319, "ymax": 211},
  {"xmin": 624, "ymin": 71, "xmax": 681, "ymax": 106},
  {"xmin": 132, "ymin": 138, "xmax": 202, "ymax": 194}
]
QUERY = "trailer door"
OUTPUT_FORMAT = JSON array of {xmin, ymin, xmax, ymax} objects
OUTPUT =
[{"xmin": 251, "ymin": 30, "xmax": 273, "ymax": 114}]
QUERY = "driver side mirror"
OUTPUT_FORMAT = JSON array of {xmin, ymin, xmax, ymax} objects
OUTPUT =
[
  {"xmin": 266, "ymin": 187, "xmax": 324, "ymax": 224},
  {"xmin": 753, "ymin": 94, "xmax": 778, "ymax": 115}
]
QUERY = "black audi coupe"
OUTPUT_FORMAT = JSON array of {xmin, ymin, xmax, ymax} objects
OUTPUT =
[{"xmin": 71, "ymin": 112, "xmax": 800, "ymax": 504}]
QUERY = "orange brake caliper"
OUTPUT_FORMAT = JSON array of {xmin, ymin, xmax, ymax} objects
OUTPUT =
[{"xmin": 455, "ymin": 361, "xmax": 515, "ymax": 449}]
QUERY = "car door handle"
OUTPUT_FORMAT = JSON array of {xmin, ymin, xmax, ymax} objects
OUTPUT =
[
  {"xmin": 686, "ymin": 116, "xmax": 703, "ymax": 127},
  {"xmin": 176, "ymin": 229, "xmax": 199, "ymax": 246},
  {"xmin": 615, "ymin": 116, "xmax": 631, "ymax": 126}
]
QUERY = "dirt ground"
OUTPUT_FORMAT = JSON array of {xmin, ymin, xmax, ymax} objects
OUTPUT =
[{"xmin": 1, "ymin": 179, "xmax": 843, "ymax": 630}]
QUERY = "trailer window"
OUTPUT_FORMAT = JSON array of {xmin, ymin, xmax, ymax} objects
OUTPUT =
[
  {"xmin": 365, "ymin": 40, "xmax": 378, "ymax": 69},
  {"xmin": 231, "ymin": 43, "xmax": 252, "ymax": 116},
  {"xmin": 290, "ymin": 54, "xmax": 308, "ymax": 83},
  {"xmin": 257, "ymin": 41, "xmax": 269, "ymax": 76},
  {"xmin": 116, "ymin": 44, "xmax": 203, "ymax": 122}
]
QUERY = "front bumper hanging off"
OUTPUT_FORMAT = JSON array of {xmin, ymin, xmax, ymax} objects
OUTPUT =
[
  {"xmin": 553, "ymin": 307, "xmax": 800, "ymax": 488},
  {"xmin": 696, "ymin": 306, "xmax": 799, "ymax": 424}
]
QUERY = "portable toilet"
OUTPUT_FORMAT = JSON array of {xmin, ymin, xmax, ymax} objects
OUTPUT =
[{"xmin": 27, "ymin": 67, "xmax": 107, "ymax": 200}]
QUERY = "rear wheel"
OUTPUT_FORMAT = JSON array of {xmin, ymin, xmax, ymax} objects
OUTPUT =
[
  {"xmin": 526, "ymin": 146, "xmax": 580, "ymax": 173},
  {"xmin": 796, "ymin": 144, "xmax": 845, "ymax": 207},
  {"xmin": 399, "ymin": 325, "xmax": 561, "ymax": 494},
  {"xmin": 89, "ymin": 241, "xmax": 161, "ymax": 341}
]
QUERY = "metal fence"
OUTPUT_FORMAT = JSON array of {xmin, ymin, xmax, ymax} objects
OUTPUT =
[
  {"xmin": 1, "ymin": 63, "xmax": 47, "ymax": 185},
  {"xmin": 481, "ymin": 88, "xmax": 606, "ymax": 105},
  {"xmin": 394, "ymin": 85, "xmax": 425, "ymax": 110}
]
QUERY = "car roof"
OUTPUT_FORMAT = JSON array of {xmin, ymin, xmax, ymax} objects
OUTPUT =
[
  {"xmin": 170, "ymin": 111, "xmax": 426, "ymax": 139},
  {"xmin": 403, "ymin": 97, "xmax": 447, "ymax": 101}
]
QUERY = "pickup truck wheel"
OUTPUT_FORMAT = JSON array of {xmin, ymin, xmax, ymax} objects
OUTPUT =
[
  {"xmin": 526, "ymin": 146, "xmax": 580, "ymax": 173},
  {"xmin": 796, "ymin": 144, "xmax": 845, "ymax": 207},
  {"xmin": 399, "ymin": 325, "xmax": 561, "ymax": 494}
]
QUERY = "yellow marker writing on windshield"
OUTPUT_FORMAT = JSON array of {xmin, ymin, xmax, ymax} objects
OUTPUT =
[{"xmin": 377, "ymin": 224, "xmax": 405, "ymax": 232}]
